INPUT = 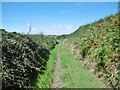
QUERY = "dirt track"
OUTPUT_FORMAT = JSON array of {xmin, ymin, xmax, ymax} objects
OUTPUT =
[{"xmin": 51, "ymin": 46, "xmax": 63, "ymax": 88}]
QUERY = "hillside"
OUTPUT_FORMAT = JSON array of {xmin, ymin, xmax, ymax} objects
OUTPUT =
[{"xmin": 60, "ymin": 13, "xmax": 119, "ymax": 89}]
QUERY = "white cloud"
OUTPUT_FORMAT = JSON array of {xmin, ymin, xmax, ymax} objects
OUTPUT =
[
  {"xmin": 51, "ymin": 24, "xmax": 73, "ymax": 31},
  {"xmin": 27, "ymin": 23, "xmax": 30, "ymax": 26},
  {"xmin": 31, "ymin": 28, "xmax": 35, "ymax": 31},
  {"xmin": 52, "ymin": 24, "xmax": 62, "ymax": 29},
  {"xmin": 66, "ymin": 25, "xmax": 72, "ymax": 29},
  {"xmin": 32, "ymin": 24, "xmax": 80, "ymax": 35}
]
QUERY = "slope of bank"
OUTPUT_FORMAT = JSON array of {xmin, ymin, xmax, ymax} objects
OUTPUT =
[{"xmin": 59, "ymin": 13, "xmax": 119, "ymax": 89}]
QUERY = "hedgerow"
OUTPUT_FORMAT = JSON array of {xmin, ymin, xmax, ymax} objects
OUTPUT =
[{"xmin": 1, "ymin": 29, "xmax": 58, "ymax": 89}]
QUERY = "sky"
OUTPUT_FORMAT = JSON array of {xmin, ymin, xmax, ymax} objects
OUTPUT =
[
  {"xmin": 2, "ymin": 2, "xmax": 118, "ymax": 35},
  {"xmin": 2, "ymin": 0, "xmax": 120, "ymax": 2}
]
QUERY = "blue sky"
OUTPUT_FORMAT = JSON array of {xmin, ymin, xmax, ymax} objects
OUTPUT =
[{"xmin": 2, "ymin": 2, "xmax": 118, "ymax": 35}]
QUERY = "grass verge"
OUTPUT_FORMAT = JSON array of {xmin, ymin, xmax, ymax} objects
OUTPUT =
[{"xmin": 35, "ymin": 45, "xmax": 58, "ymax": 88}]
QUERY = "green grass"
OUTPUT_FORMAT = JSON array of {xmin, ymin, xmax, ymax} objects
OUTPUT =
[
  {"xmin": 35, "ymin": 45, "xmax": 58, "ymax": 88},
  {"xmin": 35, "ymin": 43, "xmax": 107, "ymax": 88},
  {"xmin": 59, "ymin": 43, "xmax": 106, "ymax": 88}
]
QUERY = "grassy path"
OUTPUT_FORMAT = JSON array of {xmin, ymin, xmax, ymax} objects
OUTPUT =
[
  {"xmin": 36, "ymin": 43, "xmax": 107, "ymax": 88},
  {"xmin": 58, "ymin": 43, "xmax": 106, "ymax": 88},
  {"xmin": 51, "ymin": 45, "xmax": 63, "ymax": 88}
]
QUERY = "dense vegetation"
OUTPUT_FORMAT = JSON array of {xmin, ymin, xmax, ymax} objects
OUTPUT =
[
  {"xmin": 27, "ymin": 34, "xmax": 58, "ymax": 50},
  {"xmin": 1, "ymin": 13, "xmax": 119, "ymax": 89},
  {"xmin": 60, "ymin": 13, "xmax": 120, "ymax": 89},
  {"xmin": 1, "ymin": 29, "xmax": 58, "ymax": 89}
]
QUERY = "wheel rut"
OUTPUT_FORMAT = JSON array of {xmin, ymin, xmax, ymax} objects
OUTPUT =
[{"xmin": 51, "ymin": 46, "xmax": 63, "ymax": 88}]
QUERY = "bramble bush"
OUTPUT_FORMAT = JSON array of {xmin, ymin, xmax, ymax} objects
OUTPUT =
[{"xmin": 1, "ymin": 29, "xmax": 58, "ymax": 89}]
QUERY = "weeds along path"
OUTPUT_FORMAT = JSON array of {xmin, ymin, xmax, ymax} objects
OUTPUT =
[{"xmin": 51, "ymin": 45, "xmax": 63, "ymax": 88}]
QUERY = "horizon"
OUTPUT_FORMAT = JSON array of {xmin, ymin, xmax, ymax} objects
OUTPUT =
[{"xmin": 2, "ymin": 2, "xmax": 118, "ymax": 35}]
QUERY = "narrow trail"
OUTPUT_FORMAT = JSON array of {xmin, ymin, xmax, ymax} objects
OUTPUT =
[
  {"xmin": 51, "ymin": 43, "xmax": 106, "ymax": 88},
  {"xmin": 51, "ymin": 46, "xmax": 63, "ymax": 88}
]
